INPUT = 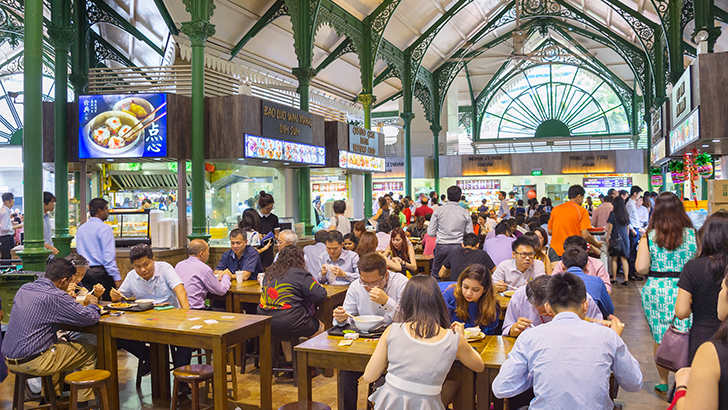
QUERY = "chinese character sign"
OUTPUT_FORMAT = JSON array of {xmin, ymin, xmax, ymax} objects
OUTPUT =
[{"xmin": 79, "ymin": 93, "xmax": 168, "ymax": 159}]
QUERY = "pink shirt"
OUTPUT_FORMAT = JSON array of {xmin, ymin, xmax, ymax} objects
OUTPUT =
[
  {"xmin": 552, "ymin": 257, "xmax": 612, "ymax": 293},
  {"xmin": 591, "ymin": 203, "xmax": 613, "ymax": 229},
  {"xmin": 422, "ymin": 234, "xmax": 436, "ymax": 256}
]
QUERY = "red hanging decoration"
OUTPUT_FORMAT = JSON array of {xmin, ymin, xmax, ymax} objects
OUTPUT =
[{"xmin": 683, "ymin": 149, "xmax": 699, "ymax": 207}]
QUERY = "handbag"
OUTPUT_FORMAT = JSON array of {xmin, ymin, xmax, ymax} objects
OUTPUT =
[
  {"xmin": 608, "ymin": 236, "xmax": 623, "ymax": 254},
  {"xmin": 654, "ymin": 318, "xmax": 690, "ymax": 372}
]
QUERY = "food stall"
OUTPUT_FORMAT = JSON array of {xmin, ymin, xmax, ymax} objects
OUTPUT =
[{"xmin": 370, "ymin": 157, "xmax": 435, "ymax": 204}]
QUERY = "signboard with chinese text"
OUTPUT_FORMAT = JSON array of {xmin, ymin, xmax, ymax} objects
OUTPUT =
[
  {"xmin": 348, "ymin": 125, "xmax": 381, "ymax": 156},
  {"xmin": 671, "ymin": 67, "xmax": 692, "ymax": 127},
  {"xmin": 245, "ymin": 134, "xmax": 325, "ymax": 165},
  {"xmin": 79, "ymin": 93, "xmax": 168, "ymax": 159}
]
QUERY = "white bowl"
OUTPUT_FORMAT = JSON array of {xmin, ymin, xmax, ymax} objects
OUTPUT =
[
  {"xmin": 464, "ymin": 327, "xmax": 480, "ymax": 338},
  {"xmin": 353, "ymin": 315, "xmax": 384, "ymax": 333},
  {"xmin": 136, "ymin": 299, "xmax": 154, "ymax": 309}
]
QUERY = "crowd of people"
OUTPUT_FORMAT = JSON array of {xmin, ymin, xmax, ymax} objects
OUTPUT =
[{"xmin": 2, "ymin": 182, "xmax": 728, "ymax": 409}]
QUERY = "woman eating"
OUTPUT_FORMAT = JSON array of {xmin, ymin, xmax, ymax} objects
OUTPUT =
[
  {"xmin": 382, "ymin": 228, "xmax": 417, "ymax": 276},
  {"xmin": 442, "ymin": 264, "xmax": 500, "ymax": 334},
  {"xmin": 343, "ymin": 233, "xmax": 359, "ymax": 252}
]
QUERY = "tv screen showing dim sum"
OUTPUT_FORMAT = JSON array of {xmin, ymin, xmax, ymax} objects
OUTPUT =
[{"xmin": 79, "ymin": 93, "xmax": 168, "ymax": 159}]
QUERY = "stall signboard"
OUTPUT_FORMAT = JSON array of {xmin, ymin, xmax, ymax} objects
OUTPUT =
[
  {"xmin": 461, "ymin": 155, "xmax": 512, "ymax": 175},
  {"xmin": 261, "ymin": 100, "xmax": 314, "ymax": 144},
  {"xmin": 312, "ymin": 182, "xmax": 347, "ymax": 192},
  {"xmin": 382, "ymin": 159, "xmax": 405, "ymax": 178},
  {"xmin": 583, "ymin": 177, "xmax": 633, "ymax": 189},
  {"xmin": 245, "ymin": 134, "xmax": 325, "ymax": 165},
  {"xmin": 651, "ymin": 138, "xmax": 667, "ymax": 165},
  {"xmin": 671, "ymin": 67, "xmax": 692, "ymax": 127},
  {"xmin": 651, "ymin": 106, "xmax": 663, "ymax": 144},
  {"xmin": 561, "ymin": 151, "xmax": 616, "ymax": 174},
  {"xmin": 456, "ymin": 179, "xmax": 501, "ymax": 190},
  {"xmin": 338, "ymin": 150, "xmax": 385, "ymax": 172},
  {"xmin": 348, "ymin": 125, "xmax": 381, "ymax": 156},
  {"xmin": 79, "ymin": 93, "xmax": 168, "ymax": 159},
  {"xmin": 374, "ymin": 181, "xmax": 403, "ymax": 191},
  {"xmin": 670, "ymin": 108, "xmax": 700, "ymax": 154}
]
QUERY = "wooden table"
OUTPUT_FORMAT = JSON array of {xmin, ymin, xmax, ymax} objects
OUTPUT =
[
  {"xmin": 295, "ymin": 332, "xmax": 507, "ymax": 410},
  {"xmin": 415, "ymin": 254, "xmax": 433, "ymax": 276},
  {"xmin": 476, "ymin": 336, "xmax": 516, "ymax": 410},
  {"xmin": 225, "ymin": 280, "xmax": 348, "ymax": 327},
  {"xmin": 92, "ymin": 308, "xmax": 273, "ymax": 410}
]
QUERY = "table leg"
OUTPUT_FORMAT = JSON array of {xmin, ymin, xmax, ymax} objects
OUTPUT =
[
  {"xmin": 259, "ymin": 322, "xmax": 273, "ymax": 410},
  {"xmin": 150, "ymin": 343, "xmax": 170, "ymax": 401},
  {"xmin": 336, "ymin": 370, "xmax": 346, "ymax": 410},
  {"xmin": 490, "ymin": 369, "xmax": 505, "ymax": 410},
  {"xmin": 320, "ymin": 298, "xmax": 333, "ymax": 329},
  {"xmin": 451, "ymin": 365, "xmax": 474, "ymax": 410},
  {"xmin": 475, "ymin": 368, "xmax": 491, "ymax": 410},
  {"xmin": 225, "ymin": 292, "xmax": 233, "ymax": 313},
  {"xmin": 104, "ymin": 330, "xmax": 119, "ymax": 410},
  {"xmin": 297, "ymin": 350, "xmax": 312, "ymax": 403},
  {"xmin": 212, "ymin": 338, "xmax": 228, "ymax": 410},
  {"xmin": 232, "ymin": 294, "xmax": 244, "ymax": 368}
]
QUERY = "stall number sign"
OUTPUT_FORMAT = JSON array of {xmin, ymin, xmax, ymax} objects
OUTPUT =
[
  {"xmin": 561, "ymin": 152, "xmax": 616, "ymax": 174},
  {"xmin": 671, "ymin": 67, "xmax": 692, "ymax": 127},
  {"xmin": 261, "ymin": 100, "xmax": 314, "ymax": 144},
  {"xmin": 349, "ymin": 125, "xmax": 381, "ymax": 156}
]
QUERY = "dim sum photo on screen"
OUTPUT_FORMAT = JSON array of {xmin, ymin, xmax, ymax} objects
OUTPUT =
[{"xmin": 78, "ymin": 93, "xmax": 168, "ymax": 159}]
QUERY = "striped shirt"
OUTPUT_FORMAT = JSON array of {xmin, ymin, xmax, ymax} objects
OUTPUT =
[{"xmin": 1, "ymin": 277, "xmax": 101, "ymax": 359}]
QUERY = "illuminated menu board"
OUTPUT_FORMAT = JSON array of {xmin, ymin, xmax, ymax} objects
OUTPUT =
[
  {"xmin": 670, "ymin": 108, "xmax": 699, "ymax": 154},
  {"xmin": 338, "ymin": 150, "xmax": 386, "ymax": 172},
  {"xmin": 456, "ymin": 179, "xmax": 501, "ymax": 190},
  {"xmin": 583, "ymin": 177, "xmax": 633, "ymax": 189},
  {"xmin": 245, "ymin": 134, "xmax": 325, "ymax": 165}
]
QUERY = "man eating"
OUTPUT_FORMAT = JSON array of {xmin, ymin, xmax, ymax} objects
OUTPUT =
[
  {"xmin": 493, "ymin": 272, "xmax": 642, "ymax": 409},
  {"xmin": 317, "ymin": 231, "xmax": 359, "ymax": 285},
  {"xmin": 332, "ymin": 253, "xmax": 408, "ymax": 410},
  {"xmin": 492, "ymin": 236, "xmax": 546, "ymax": 292},
  {"xmin": 175, "ymin": 239, "xmax": 231, "ymax": 310}
]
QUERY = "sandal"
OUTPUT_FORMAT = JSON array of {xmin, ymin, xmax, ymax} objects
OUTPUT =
[
  {"xmin": 654, "ymin": 383, "xmax": 668, "ymax": 393},
  {"xmin": 621, "ymin": 281, "xmax": 629, "ymax": 286}
]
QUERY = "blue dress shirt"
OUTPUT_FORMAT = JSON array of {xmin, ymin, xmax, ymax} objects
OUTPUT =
[
  {"xmin": 216, "ymin": 245, "xmax": 263, "ymax": 277},
  {"xmin": 492, "ymin": 311, "xmax": 643, "ymax": 410},
  {"xmin": 565, "ymin": 266, "xmax": 614, "ymax": 317},
  {"xmin": 75, "ymin": 217, "xmax": 121, "ymax": 281},
  {"xmin": 316, "ymin": 249, "xmax": 359, "ymax": 285}
]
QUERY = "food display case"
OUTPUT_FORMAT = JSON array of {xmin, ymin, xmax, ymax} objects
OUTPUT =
[
  {"xmin": 107, "ymin": 209, "xmax": 151, "ymax": 247},
  {"xmin": 68, "ymin": 201, "xmax": 80, "ymax": 237},
  {"xmin": 456, "ymin": 179, "xmax": 502, "ymax": 210}
]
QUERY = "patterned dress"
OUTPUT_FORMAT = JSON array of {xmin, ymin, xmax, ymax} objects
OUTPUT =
[{"xmin": 640, "ymin": 228, "xmax": 697, "ymax": 343}]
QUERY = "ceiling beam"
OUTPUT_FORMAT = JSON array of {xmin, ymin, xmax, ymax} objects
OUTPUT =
[
  {"xmin": 396, "ymin": 12, "xmax": 422, "ymax": 37},
  {"xmin": 229, "ymin": 0, "xmax": 287, "ymax": 61},
  {"xmin": 313, "ymin": 38, "xmax": 353, "ymax": 73},
  {"xmin": 152, "ymin": 0, "xmax": 179, "ymax": 35},
  {"xmin": 90, "ymin": 0, "xmax": 164, "ymax": 55}
]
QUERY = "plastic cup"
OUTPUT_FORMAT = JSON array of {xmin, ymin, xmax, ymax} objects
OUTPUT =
[
  {"xmin": 257, "ymin": 272, "xmax": 265, "ymax": 287},
  {"xmin": 235, "ymin": 271, "xmax": 244, "ymax": 282}
]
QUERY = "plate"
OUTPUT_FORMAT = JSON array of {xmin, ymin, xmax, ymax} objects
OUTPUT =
[
  {"xmin": 503, "ymin": 290, "xmax": 515, "ymax": 297},
  {"xmin": 466, "ymin": 332, "xmax": 485, "ymax": 342},
  {"xmin": 108, "ymin": 302, "xmax": 135, "ymax": 308}
]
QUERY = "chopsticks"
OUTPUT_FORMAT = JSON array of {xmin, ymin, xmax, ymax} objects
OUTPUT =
[
  {"xmin": 586, "ymin": 316, "xmax": 625, "ymax": 328},
  {"xmin": 118, "ymin": 102, "xmax": 167, "ymax": 143},
  {"xmin": 344, "ymin": 312, "xmax": 363, "ymax": 322},
  {"xmin": 111, "ymin": 287, "xmax": 130, "ymax": 301}
]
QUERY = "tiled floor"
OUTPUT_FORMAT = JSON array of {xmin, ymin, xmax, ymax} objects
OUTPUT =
[{"xmin": 0, "ymin": 279, "xmax": 672, "ymax": 409}]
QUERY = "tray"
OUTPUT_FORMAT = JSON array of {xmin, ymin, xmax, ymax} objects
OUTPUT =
[
  {"xmin": 101, "ymin": 301, "xmax": 154, "ymax": 312},
  {"xmin": 327, "ymin": 323, "xmax": 388, "ymax": 338}
]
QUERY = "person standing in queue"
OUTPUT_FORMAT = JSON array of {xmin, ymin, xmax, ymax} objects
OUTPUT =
[
  {"xmin": 256, "ymin": 191, "xmax": 280, "ymax": 269},
  {"xmin": 75, "ymin": 198, "xmax": 121, "ymax": 300},
  {"xmin": 428, "ymin": 186, "xmax": 474, "ymax": 279},
  {"xmin": 0, "ymin": 192, "xmax": 22, "ymax": 260}
]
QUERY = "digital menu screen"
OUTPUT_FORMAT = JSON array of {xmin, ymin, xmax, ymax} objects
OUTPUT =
[
  {"xmin": 79, "ymin": 93, "xmax": 168, "ymax": 159},
  {"xmin": 583, "ymin": 177, "xmax": 633, "ymax": 189},
  {"xmin": 338, "ymin": 150, "xmax": 386, "ymax": 172},
  {"xmin": 456, "ymin": 179, "xmax": 501, "ymax": 190},
  {"xmin": 670, "ymin": 108, "xmax": 699, "ymax": 154},
  {"xmin": 245, "ymin": 134, "xmax": 325, "ymax": 165}
]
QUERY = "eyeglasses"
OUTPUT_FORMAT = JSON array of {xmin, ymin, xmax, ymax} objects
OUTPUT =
[
  {"xmin": 360, "ymin": 275, "xmax": 387, "ymax": 289},
  {"xmin": 514, "ymin": 252, "xmax": 536, "ymax": 259}
]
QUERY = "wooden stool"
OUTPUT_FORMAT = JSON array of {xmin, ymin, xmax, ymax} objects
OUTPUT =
[
  {"xmin": 64, "ymin": 370, "xmax": 111, "ymax": 410},
  {"xmin": 170, "ymin": 365, "xmax": 214, "ymax": 410},
  {"xmin": 277, "ymin": 402, "xmax": 331, "ymax": 410},
  {"xmin": 10, "ymin": 371, "xmax": 58, "ymax": 410},
  {"xmin": 272, "ymin": 336, "xmax": 299, "ymax": 387}
]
